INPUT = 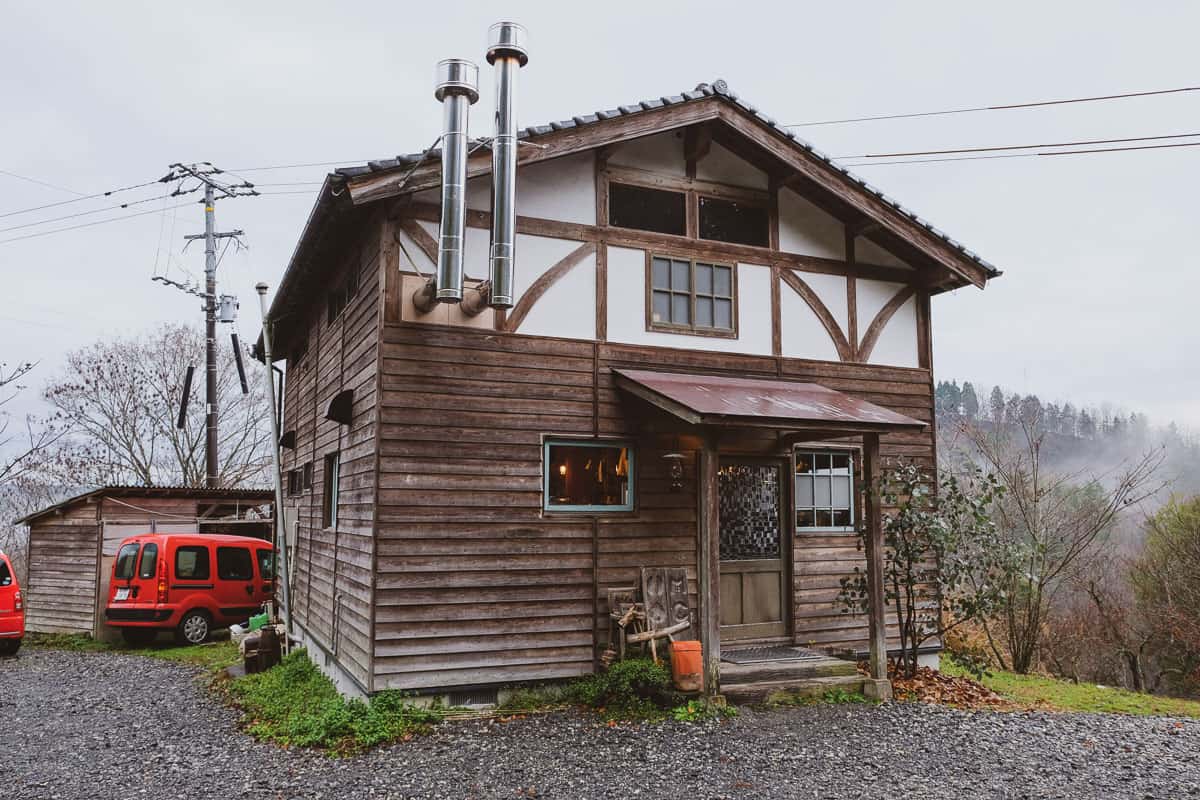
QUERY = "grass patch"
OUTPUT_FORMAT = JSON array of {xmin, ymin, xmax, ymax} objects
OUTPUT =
[
  {"xmin": 27, "ymin": 631, "xmax": 239, "ymax": 673},
  {"xmin": 764, "ymin": 687, "xmax": 873, "ymax": 708},
  {"xmin": 224, "ymin": 650, "xmax": 438, "ymax": 755},
  {"xmin": 942, "ymin": 659, "xmax": 1200, "ymax": 717}
]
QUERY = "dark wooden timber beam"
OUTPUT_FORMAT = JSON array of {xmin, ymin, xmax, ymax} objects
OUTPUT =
[
  {"xmin": 861, "ymin": 433, "xmax": 893, "ymax": 701},
  {"xmin": 715, "ymin": 105, "xmax": 990, "ymax": 289},
  {"xmin": 697, "ymin": 429, "xmax": 721, "ymax": 696}
]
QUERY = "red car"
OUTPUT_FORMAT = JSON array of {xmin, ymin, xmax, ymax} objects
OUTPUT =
[
  {"xmin": 0, "ymin": 551, "xmax": 23, "ymax": 656},
  {"xmin": 105, "ymin": 533, "xmax": 274, "ymax": 646}
]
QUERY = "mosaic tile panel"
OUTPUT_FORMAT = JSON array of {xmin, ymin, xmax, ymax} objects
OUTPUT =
[{"xmin": 718, "ymin": 463, "xmax": 781, "ymax": 561}]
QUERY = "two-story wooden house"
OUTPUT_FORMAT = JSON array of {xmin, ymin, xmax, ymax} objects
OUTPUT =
[{"xmin": 265, "ymin": 76, "xmax": 999, "ymax": 700}]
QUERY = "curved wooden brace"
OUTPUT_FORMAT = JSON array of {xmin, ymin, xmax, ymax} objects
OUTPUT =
[
  {"xmin": 778, "ymin": 269, "xmax": 854, "ymax": 362},
  {"xmin": 396, "ymin": 217, "xmax": 438, "ymax": 266},
  {"xmin": 504, "ymin": 242, "xmax": 597, "ymax": 333},
  {"xmin": 857, "ymin": 286, "xmax": 916, "ymax": 364}
]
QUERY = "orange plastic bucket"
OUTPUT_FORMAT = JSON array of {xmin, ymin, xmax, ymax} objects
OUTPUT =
[{"xmin": 670, "ymin": 640, "xmax": 703, "ymax": 692}]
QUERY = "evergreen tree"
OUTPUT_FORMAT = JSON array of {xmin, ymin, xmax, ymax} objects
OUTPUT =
[
  {"xmin": 961, "ymin": 382, "xmax": 980, "ymax": 419},
  {"xmin": 1060, "ymin": 403, "xmax": 1077, "ymax": 437},
  {"xmin": 1078, "ymin": 409, "xmax": 1096, "ymax": 439},
  {"xmin": 989, "ymin": 386, "xmax": 1006, "ymax": 423}
]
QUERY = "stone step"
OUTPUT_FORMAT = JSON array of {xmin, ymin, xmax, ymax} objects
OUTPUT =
[
  {"xmin": 720, "ymin": 656, "xmax": 858, "ymax": 685},
  {"xmin": 722, "ymin": 673, "xmax": 868, "ymax": 706}
]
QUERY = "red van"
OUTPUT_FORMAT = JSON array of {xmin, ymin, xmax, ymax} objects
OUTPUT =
[
  {"xmin": 0, "ymin": 551, "xmax": 23, "ymax": 656},
  {"xmin": 105, "ymin": 533, "xmax": 274, "ymax": 646}
]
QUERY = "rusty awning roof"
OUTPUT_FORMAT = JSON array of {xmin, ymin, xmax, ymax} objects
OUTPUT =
[{"xmin": 613, "ymin": 369, "xmax": 926, "ymax": 433}]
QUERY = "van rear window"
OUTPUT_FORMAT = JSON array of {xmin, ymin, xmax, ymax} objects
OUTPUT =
[
  {"xmin": 217, "ymin": 547, "xmax": 254, "ymax": 581},
  {"xmin": 0, "ymin": 560, "xmax": 11, "ymax": 587},
  {"xmin": 115, "ymin": 543, "xmax": 140, "ymax": 580},
  {"xmin": 137, "ymin": 543, "xmax": 158, "ymax": 579},
  {"xmin": 256, "ymin": 550, "xmax": 275, "ymax": 580},
  {"xmin": 175, "ymin": 546, "xmax": 210, "ymax": 580}
]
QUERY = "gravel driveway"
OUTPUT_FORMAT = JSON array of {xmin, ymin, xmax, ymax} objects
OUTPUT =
[{"xmin": 4, "ymin": 648, "xmax": 1199, "ymax": 800}]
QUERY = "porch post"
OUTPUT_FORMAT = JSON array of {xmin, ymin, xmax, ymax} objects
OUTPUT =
[
  {"xmin": 697, "ymin": 429, "xmax": 721, "ymax": 695},
  {"xmin": 861, "ymin": 432, "xmax": 893, "ymax": 701}
]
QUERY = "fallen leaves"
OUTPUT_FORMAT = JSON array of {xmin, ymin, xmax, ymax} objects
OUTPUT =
[{"xmin": 861, "ymin": 662, "xmax": 1014, "ymax": 710}]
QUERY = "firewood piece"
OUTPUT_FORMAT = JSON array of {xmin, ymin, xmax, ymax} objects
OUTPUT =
[{"xmin": 626, "ymin": 619, "xmax": 690, "ymax": 643}]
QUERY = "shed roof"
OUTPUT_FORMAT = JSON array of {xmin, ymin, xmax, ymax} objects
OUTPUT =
[
  {"xmin": 613, "ymin": 369, "xmax": 926, "ymax": 433},
  {"xmin": 13, "ymin": 485, "xmax": 273, "ymax": 526}
]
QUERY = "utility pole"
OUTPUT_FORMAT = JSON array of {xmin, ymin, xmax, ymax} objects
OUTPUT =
[{"xmin": 155, "ymin": 163, "xmax": 256, "ymax": 488}]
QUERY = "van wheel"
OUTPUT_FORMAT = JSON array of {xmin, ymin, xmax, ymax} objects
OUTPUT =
[
  {"xmin": 120, "ymin": 628, "xmax": 158, "ymax": 647},
  {"xmin": 0, "ymin": 640, "xmax": 18, "ymax": 657},
  {"xmin": 176, "ymin": 610, "xmax": 211, "ymax": 645}
]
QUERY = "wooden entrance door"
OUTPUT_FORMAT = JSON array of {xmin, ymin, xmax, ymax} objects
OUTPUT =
[{"xmin": 717, "ymin": 458, "xmax": 789, "ymax": 640}]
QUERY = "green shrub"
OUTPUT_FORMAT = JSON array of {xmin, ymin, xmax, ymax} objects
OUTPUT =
[
  {"xmin": 226, "ymin": 650, "xmax": 438, "ymax": 754},
  {"xmin": 671, "ymin": 698, "xmax": 738, "ymax": 722},
  {"xmin": 563, "ymin": 658, "xmax": 682, "ymax": 720}
]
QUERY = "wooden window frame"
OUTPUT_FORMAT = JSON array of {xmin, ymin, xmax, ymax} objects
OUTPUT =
[
  {"xmin": 542, "ymin": 438, "xmax": 636, "ymax": 513},
  {"xmin": 794, "ymin": 447, "xmax": 857, "ymax": 533},
  {"xmin": 322, "ymin": 452, "xmax": 340, "ymax": 530},
  {"xmin": 644, "ymin": 252, "xmax": 739, "ymax": 339}
]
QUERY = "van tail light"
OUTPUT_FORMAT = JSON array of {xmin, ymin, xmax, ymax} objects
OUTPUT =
[
  {"xmin": 157, "ymin": 557, "xmax": 168, "ymax": 604},
  {"xmin": 13, "ymin": 590, "xmax": 21, "ymax": 611}
]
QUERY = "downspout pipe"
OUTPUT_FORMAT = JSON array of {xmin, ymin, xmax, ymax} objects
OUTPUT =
[{"xmin": 486, "ymin": 21, "xmax": 528, "ymax": 309}]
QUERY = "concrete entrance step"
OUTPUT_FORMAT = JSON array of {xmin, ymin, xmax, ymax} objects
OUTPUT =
[{"xmin": 722, "ymin": 673, "xmax": 867, "ymax": 705}]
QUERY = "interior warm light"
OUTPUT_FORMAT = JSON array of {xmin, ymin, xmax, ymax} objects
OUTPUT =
[{"xmin": 558, "ymin": 464, "xmax": 567, "ymax": 476}]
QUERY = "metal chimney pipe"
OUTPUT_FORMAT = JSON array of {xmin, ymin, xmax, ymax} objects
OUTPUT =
[
  {"xmin": 486, "ymin": 22, "xmax": 528, "ymax": 309},
  {"xmin": 434, "ymin": 58, "xmax": 480, "ymax": 303}
]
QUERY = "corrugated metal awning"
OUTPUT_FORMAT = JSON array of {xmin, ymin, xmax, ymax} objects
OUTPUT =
[{"xmin": 613, "ymin": 369, "xmax": 926, "ymax": 433}]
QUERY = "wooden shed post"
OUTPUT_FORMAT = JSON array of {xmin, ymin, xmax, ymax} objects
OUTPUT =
[
  {"xmin": 861, "ymin": 432, "xmax": 893, "ymax": 700},
  {"xmin": 697, "ymin": 429, "xmax": 722, "ymax": 696}
]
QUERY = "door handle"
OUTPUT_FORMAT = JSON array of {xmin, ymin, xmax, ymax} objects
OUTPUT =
[{"xmin": 245, "ymin": 585, "xmax": 254, "ymax": 596}]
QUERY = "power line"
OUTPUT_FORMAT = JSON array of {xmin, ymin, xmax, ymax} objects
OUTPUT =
[
  {"xmin": 0, "ymin": 169, "xmax": 84, "ymax": 196},
  {"xmin": 838, "ymin": 131, "xmax": 1200, "ymax": 160},
  {"xmin": 0, "ymin": 200, "xmax": 201, "ymax": 245},
  {"xmin": 0, "ymin": 191, "xmax": 187, "ymax": 234},
  {"xmin": 226, "ymin": 159, "xmax": 372, "ymax": 172},
  {"xmin": 839, "ymin": 140, "xmax": 1200, "ymax": 167},
  {"xmin": 786, "ymin": 85, "xmax": 1200, "ymax": 127},
  {"xmin": 0, "ymin": 178, "xmax": 166, "ymax": 220}
]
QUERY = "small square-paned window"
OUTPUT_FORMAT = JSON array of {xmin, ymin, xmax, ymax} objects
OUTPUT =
[
  {"xmin": 698, "ymin": 196, "xmax": 770, "ymax": 247},
  {"xmin": 795, "ymin": 450, "xmax": 855, "ymax": 531},
  {"xmin": 649, "ymin": 256, "xmax": 735, "ymax": 335},
  {"xmin": 544, "ymin": 440, "xmax": 634, "ymax": 512},
  {"xmin": 609, "ymin": 183, "xmax": 686, "ymax": 236}
]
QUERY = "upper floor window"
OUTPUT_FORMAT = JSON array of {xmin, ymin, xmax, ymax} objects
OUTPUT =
[
  {"xmin": 699, "ymin": 196, "xmax": 769, "ymax": 247},
  {"xmin": 609, "ymin": 183, "xmax": 686, "ymax": 236},
  {"xmin": 795, "ymin": 450, "xmax": 855, "ymax": 532},
  {"xmin": 543, "ymin": 440, "xmax": 634, "ymax": 512},
  {"xmin": 649, "ymin": 256, "xmax": 735, "ymax": 336}
]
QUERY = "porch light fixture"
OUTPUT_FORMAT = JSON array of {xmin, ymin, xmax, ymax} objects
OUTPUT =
[{"xmin": 663, "ymin": 450, "xmax": 685, "ymax": 492}]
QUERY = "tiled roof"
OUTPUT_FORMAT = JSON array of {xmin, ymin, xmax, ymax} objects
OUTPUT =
[
  {"xmin": 334, "ymin": 79, "xmax": 998, "ymax": 277},
  {"xmin": 13, "ymin": 485, "xmax": 273, "ymax": 525}
]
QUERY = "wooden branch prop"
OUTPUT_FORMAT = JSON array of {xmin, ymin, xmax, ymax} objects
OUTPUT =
[{"xmin": 626, "ymin": 619, "xmax": 690, "ymax": 643}]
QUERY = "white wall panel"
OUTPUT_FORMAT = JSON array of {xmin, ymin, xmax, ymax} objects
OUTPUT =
[
  {"xmin": 515, "ymin": 251, "xmax": 596, "ymax": 340},
  {"xmin": 866, "ymin": 296, "xmax": 919, "ymax": 368},
  {"xmin": 780, "ymin": 288, "xmax": 841, "ymax": 362},
  {"xmin": 799, "ymin": 272, "xmax": 849, "ymax": 334},
  {"xmin": 778, "ymin": 188, "xmax": 844, "ymax": 259},
  {"xmin": 856, "ymin": 236, "xmax": 912, "ymax": 270},
  {"xmin": 856, "ymin": 278, "xmax": 904, "ymax": 329},
  {"xmin": 608, "ymin": 132, "xmax": 687, "ymax": 176},
  {"xmin": 606, "ymin": 247, "xmax": 772, "ymax": 355},
  {"xmin": 695, "ymin": 142, "xmax": 768, "ymax": 189},
  {"xmin": 414, "ymin": 219, "xmax": 491, "ymax": 283},
  {"xmin": 517, "ymin": 153, "xmax": 596, "ymax": 225}
]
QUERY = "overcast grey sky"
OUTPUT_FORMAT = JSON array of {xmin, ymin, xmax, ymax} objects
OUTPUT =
[{"xmin": 2, "ymin": 1, "xmax": 1196, "ymax": 429}]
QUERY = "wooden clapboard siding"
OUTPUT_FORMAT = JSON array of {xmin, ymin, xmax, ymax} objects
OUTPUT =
[
  {"xmin": 279, "ymin": 228, "xmax": 380, "ymax": 690},
  {"xmin": 370, "ymin": 318, "xmax": 935, "ymax": 690},
  {"xmin": 24, "ymin": 518, "xmax": 100, "ymax": 634}
]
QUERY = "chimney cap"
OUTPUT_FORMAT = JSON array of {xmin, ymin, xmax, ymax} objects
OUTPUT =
[
  {"xmin": 486, "ymin": 21, "xmax": 528, "ymax": 66},
  {"xmin": 435, "ymin": 58, "xmax": 480, "ymax": 103}
]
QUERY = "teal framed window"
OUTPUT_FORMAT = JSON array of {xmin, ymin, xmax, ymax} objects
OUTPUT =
[
  {"xmin": 795, "ymin": 449, "xmax": 855, "ymax": 532},
  {"xmin": 543, "ymin": 440, "xmax": 634, "ymax": 512}
]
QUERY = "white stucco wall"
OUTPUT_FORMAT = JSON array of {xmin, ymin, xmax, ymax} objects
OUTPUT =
[
  {"xmin": 607, "ymin": 131, "xmax": 687, "ymax": 176},
  {"xmin": 800, "ymin": 272, "xmax": 849, "ymax": 335},
  {"xmin": 606, "ymin": 246, "xmax": 772, "ymax": 355},
  {"xmin": 780, "ymin": 287, "xmax": 841, "ymax": 362},
  {"xmin": 695, "ymin": 141, "xmax": 768, "ymax": 189},
  {"xmin": 510, "ymin": 234, "xmax": 596, "ymax": 340},
  {"xmin": 856, "ymin": 278, "xmax": 919, "ymax": 368},
  {"xmin": 856, "ymin": 236, "xmax": 912, "ymax": 270},
  {"xmin": 778, "ymin": 188, "xmax": 844, "ymax": 260}
]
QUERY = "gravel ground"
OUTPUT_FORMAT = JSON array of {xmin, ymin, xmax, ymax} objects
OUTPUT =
[{"xmin": 4, "ymin": 648, "xmax": 1200, "ymax": 800}]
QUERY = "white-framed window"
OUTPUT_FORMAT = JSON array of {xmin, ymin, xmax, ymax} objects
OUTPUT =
[{"xmin": 795, "ymin": 449, "xmax": 855, "ymax": 531}]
